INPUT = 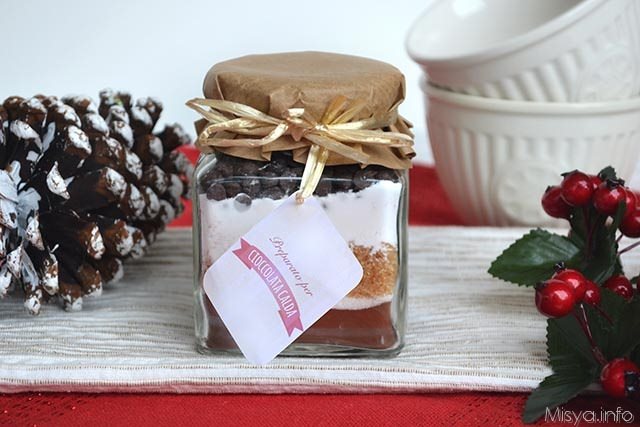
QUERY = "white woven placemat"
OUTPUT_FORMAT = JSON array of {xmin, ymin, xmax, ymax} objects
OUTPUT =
[{"xmin": 1, "ymin": 226, "xmax": 613, "ymax": 394}]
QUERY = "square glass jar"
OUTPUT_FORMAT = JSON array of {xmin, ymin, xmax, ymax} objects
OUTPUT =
[{"xmin": 193, "ymin": 151, "xmax": 408, "ymax": 357}]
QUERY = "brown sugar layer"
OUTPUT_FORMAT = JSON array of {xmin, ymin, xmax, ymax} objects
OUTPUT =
[
  {"xmin": 203, "ymin": 296, "xmax": 397, "ymax": 350},
  {"xmin": 346, "ymin": 242, "xmax": 397, "ymax": 300}
]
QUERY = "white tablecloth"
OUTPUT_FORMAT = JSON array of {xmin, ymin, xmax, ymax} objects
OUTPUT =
[{"xmin": 0, "ymin": 227, "xmax": 593, "ymax": 394}]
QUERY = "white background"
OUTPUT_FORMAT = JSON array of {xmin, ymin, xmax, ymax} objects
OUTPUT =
[{"xmin": 0, "ymin": 0, "xmax": 431, "ymax": 162}]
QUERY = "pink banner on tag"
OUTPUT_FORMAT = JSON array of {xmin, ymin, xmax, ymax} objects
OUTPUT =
[{"xmin": 232, "ymin": 239, "xmax": 303, "ymax": 336}]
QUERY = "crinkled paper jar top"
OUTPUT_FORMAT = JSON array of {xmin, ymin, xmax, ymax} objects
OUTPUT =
[{"xmin": 200, "ymin": 51, "xmax": 414, "ymax": 169}]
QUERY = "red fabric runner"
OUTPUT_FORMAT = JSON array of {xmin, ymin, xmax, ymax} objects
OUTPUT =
[{"xmin": 1, "ymin": 150, "xmax": 635, "ymax": 426}]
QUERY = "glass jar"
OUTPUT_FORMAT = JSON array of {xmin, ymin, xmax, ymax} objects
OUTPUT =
[{"xmin": 193, "ymin": 151, "xmax": 408, "ymax": 357}]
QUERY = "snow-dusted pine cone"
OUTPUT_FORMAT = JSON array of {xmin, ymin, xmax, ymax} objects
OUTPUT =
[{"xmin": 0, "ymin": 90, "xmax": 192, "ymax": 314}]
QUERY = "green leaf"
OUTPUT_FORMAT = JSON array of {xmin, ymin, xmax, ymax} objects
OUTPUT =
[
  {"xmin": 548, "ymin": 316, "xmax": 599, "ymax": 368},
  {"xmin": 584, "ymin": 305, "xmax": 614, "ymax": 359},
  {"xmin": 631, "ymin": 345, "xmax": 640, "ymax": 366},
  {"xmin": 583, "ymin": 289, "xmax": 624, "ymax": 359},
  {"xmin": 489, "ymin": 229, "xmax": 580, "ymax": 286},
  {"xmin": 523, "ymin": 318, "xmax": 599, "ymax": 423},
  {"xmin": 523, "ymin": 372, "xmax": 596, "ymax": 423},
  {"xmin": 603, "ymin": 293, "xmax": 640, "ymax": 358},
  {"xmin": 567, "ymin": 206, "xmax": 591, "ymax": 249},
  {"xmin": 581, "ymin": 291, "xmax": 640, "ymax": 361},
  {"xmin": 598, "ymin": 166, "xmax": 618, "ymax": 181}
]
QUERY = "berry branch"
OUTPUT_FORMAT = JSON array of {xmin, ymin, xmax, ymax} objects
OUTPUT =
[
  {"xmin": 618, "ymin": 240, "xmax": 640, "ymax": 256},
  {"xmin": 573, "ymin": 305, "xmax": 606, "ymax": 366},
  {"xmin": 490, "ymin": 166, "xmax": 640, "ymax": 423}
]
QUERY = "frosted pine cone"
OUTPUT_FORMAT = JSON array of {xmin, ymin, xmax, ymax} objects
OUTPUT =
[{"xmin": 0, "ymin": 90, "xmax": 192, "ymax": 314}]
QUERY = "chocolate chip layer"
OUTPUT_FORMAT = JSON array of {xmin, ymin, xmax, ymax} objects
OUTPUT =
[{"xmin": 200, "ymin": 152, "xmax": 402, "ymax": 201}]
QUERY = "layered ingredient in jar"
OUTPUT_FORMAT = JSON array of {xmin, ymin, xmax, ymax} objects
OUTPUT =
[{"xmin": 198, "ymin": 153, "xmax": 403, "ymax": 350}]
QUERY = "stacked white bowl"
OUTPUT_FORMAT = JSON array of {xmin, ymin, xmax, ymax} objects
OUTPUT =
[{"xmin": 407, "ymin": 0, "xmax": 640, "ymax": 226}]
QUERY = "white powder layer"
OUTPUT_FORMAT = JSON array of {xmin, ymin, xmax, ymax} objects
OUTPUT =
[
  {"xmin": 46, "ymin": 162, "xmax": 69, "ymax": 199},
  {"xmin": 25, "ymin": 97, "xmax": 44, "ymax": 110},
  {"xmin": 59, "ymin": 105, "xmax": 81, "ymax": 127},
  {"xmin": 200, "ymin": 180, "xmax": 402, "ymax": 310},
  {"xmin": 42, "ymin": 258, "xmax": 59, "ymax": 295},
  {"xmin": 63, "ymin": 295, "xmax": 83, "ymax": 312},
  {"xmin": 144, "ymin": 187, "xmax": 160, "ymax": 217},
  {"xmin": 24, "ymin": 295, "xmax": 41, "ymax": 314},
  {"xmin": 159, "ymin": 199, "xmax": 176, "ymax": 223},
  {"xmin": 0, "ymin": 170, "xmax": 18, "ymax": 202},
  {"xmin": 90, "ymin": 226, "xmax": 105, "ymax": 258},
  {"xmin": 105, "ymin": 168, "xmax": 127, "ymax": 198},
  {"xmin": 333, "ymin": 293, "xmax": 393, "ymax": 310},
  {"xmin": 109, "ymin": 259, "xmax": 124, "ymax": 284},
  {"xmin": 107, "ymin": 105, "xmax": 129, "ymax": 124},
  {"xmin": 67, "ymin": 126, "xmax": 91, "ymax": 153},
  {"xmin": 116, "ymin": 226, "xmax": 135, "ymax": 256},
  {"xmin": 131, "ymin": 106, "xmax": 152, "ymax": 126},
  {"xmin": 150, "ymin": 166, "xmax": 168, "ymax": 194},
  {"xmin": 86, "ymin": 113, "xmax": 109, "ymax": 134},
  {"xmin": 10, "ymin": 120, "xmax": 40, "ymax": 141},
  {"xmin": 125, "ymin": 150, "xmax": 143, "ymax": 179},
  {"xmin": 114, "ymin": 121, "xmax": 134, "ymax": 147},
  {"xmin": 0, "ymin": 269, "xmax": 11, "ymax": 297},
  {"xmin": 168, "ymin": 174, "xmax": 184, "ymax": 200},
  {"xmin": 128, "ymin": 185, "xmax": 145, "ymax": 217},
  {"xmin": 42, "ymin": 123, "xmax": 56, "ymax": 151},
  {"xmin": 149, "ymin": 136, "xmax": 164, "ymax": 161}
]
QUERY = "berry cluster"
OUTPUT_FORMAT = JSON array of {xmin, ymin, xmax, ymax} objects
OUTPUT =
[
  {"xmin": 535, "ymin": 265, "xmax": 597, "ymax": 318},
  {"xmin": 536, "ymin": 267, "xmax": 637, "ymax": 319},
  {"xmin": 536, "ymin": 265, "xmax": 639, "ymax": 399},
  {"xmin": 542, "ymin": 170, "xmax": 640, "ymax": 237},
  {"xmin": 537, "ymin": 169, "xmax": 640, "ymax": 400}
]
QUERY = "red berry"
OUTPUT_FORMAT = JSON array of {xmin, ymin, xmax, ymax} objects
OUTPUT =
[
  {"xmin": 620, "ymin": 209, "xmax": 640, "ymax": 237},
  {"xmin": 589, "ymin": 174, "xmax": 603, "ymax": 192},
  {"xmin": 561, "ymin": 171, "xmax": 594, "ymax": 206},
  {"xmin": 541, "ymin": 186, "xmax": 572, "ymax": 219},
  {"xmin": 535, "ymin": 279, "xmax": 576, "ymax": 318},
  {"xmin": 593, "ymin": 181, "xmax": 627, "ymax": 216},
  {"xmin": 623, "ymin": 189, "xmax": 637, "ymax": 219},
  {"xmin": 583, "ymin": 280, "xmax": 601, "ymax": 306},
  {"xmin": 600, "ymin": 358, "xmax": 640, "ymax": 398},
  {"xmin": 552, "ymin": 268, "xmax": 587, "ymax": 301},
  {"xmin": 603, "ymin": 275, "xmax": 634, "ymax": 300}
]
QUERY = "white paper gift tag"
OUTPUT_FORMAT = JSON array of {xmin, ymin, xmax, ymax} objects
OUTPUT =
[{"xmin": 203, "ymin": 194, "xmax": 364, "ymax": 365}]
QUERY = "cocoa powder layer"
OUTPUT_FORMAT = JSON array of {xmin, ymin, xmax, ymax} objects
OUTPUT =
[
  {"xmin": 203, "ymin": 297, "xmax": 397, "ymax": 350},
  {"xmin": 297, "ymin": 302, "xmax": 397, "ymax": 349}
]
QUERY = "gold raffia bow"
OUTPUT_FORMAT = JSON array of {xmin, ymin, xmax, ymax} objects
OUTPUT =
[{"xmin": 186, "ymin": 96, "xmax": 413, "ymax": 203}]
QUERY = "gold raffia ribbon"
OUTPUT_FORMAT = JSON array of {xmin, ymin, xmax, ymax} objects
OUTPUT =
[{"xmin": 186, "ymin": 96, "xmax": 413, "ymax": 203}]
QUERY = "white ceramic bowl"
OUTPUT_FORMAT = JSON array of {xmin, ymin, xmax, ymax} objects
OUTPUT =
[
  {"xmin": 424, "ymin": 83, "xmax": 640, "ymax": 226},
  {"xmin": 407, "ymin": 0, "xmax": 640, "ymax": 102}
]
